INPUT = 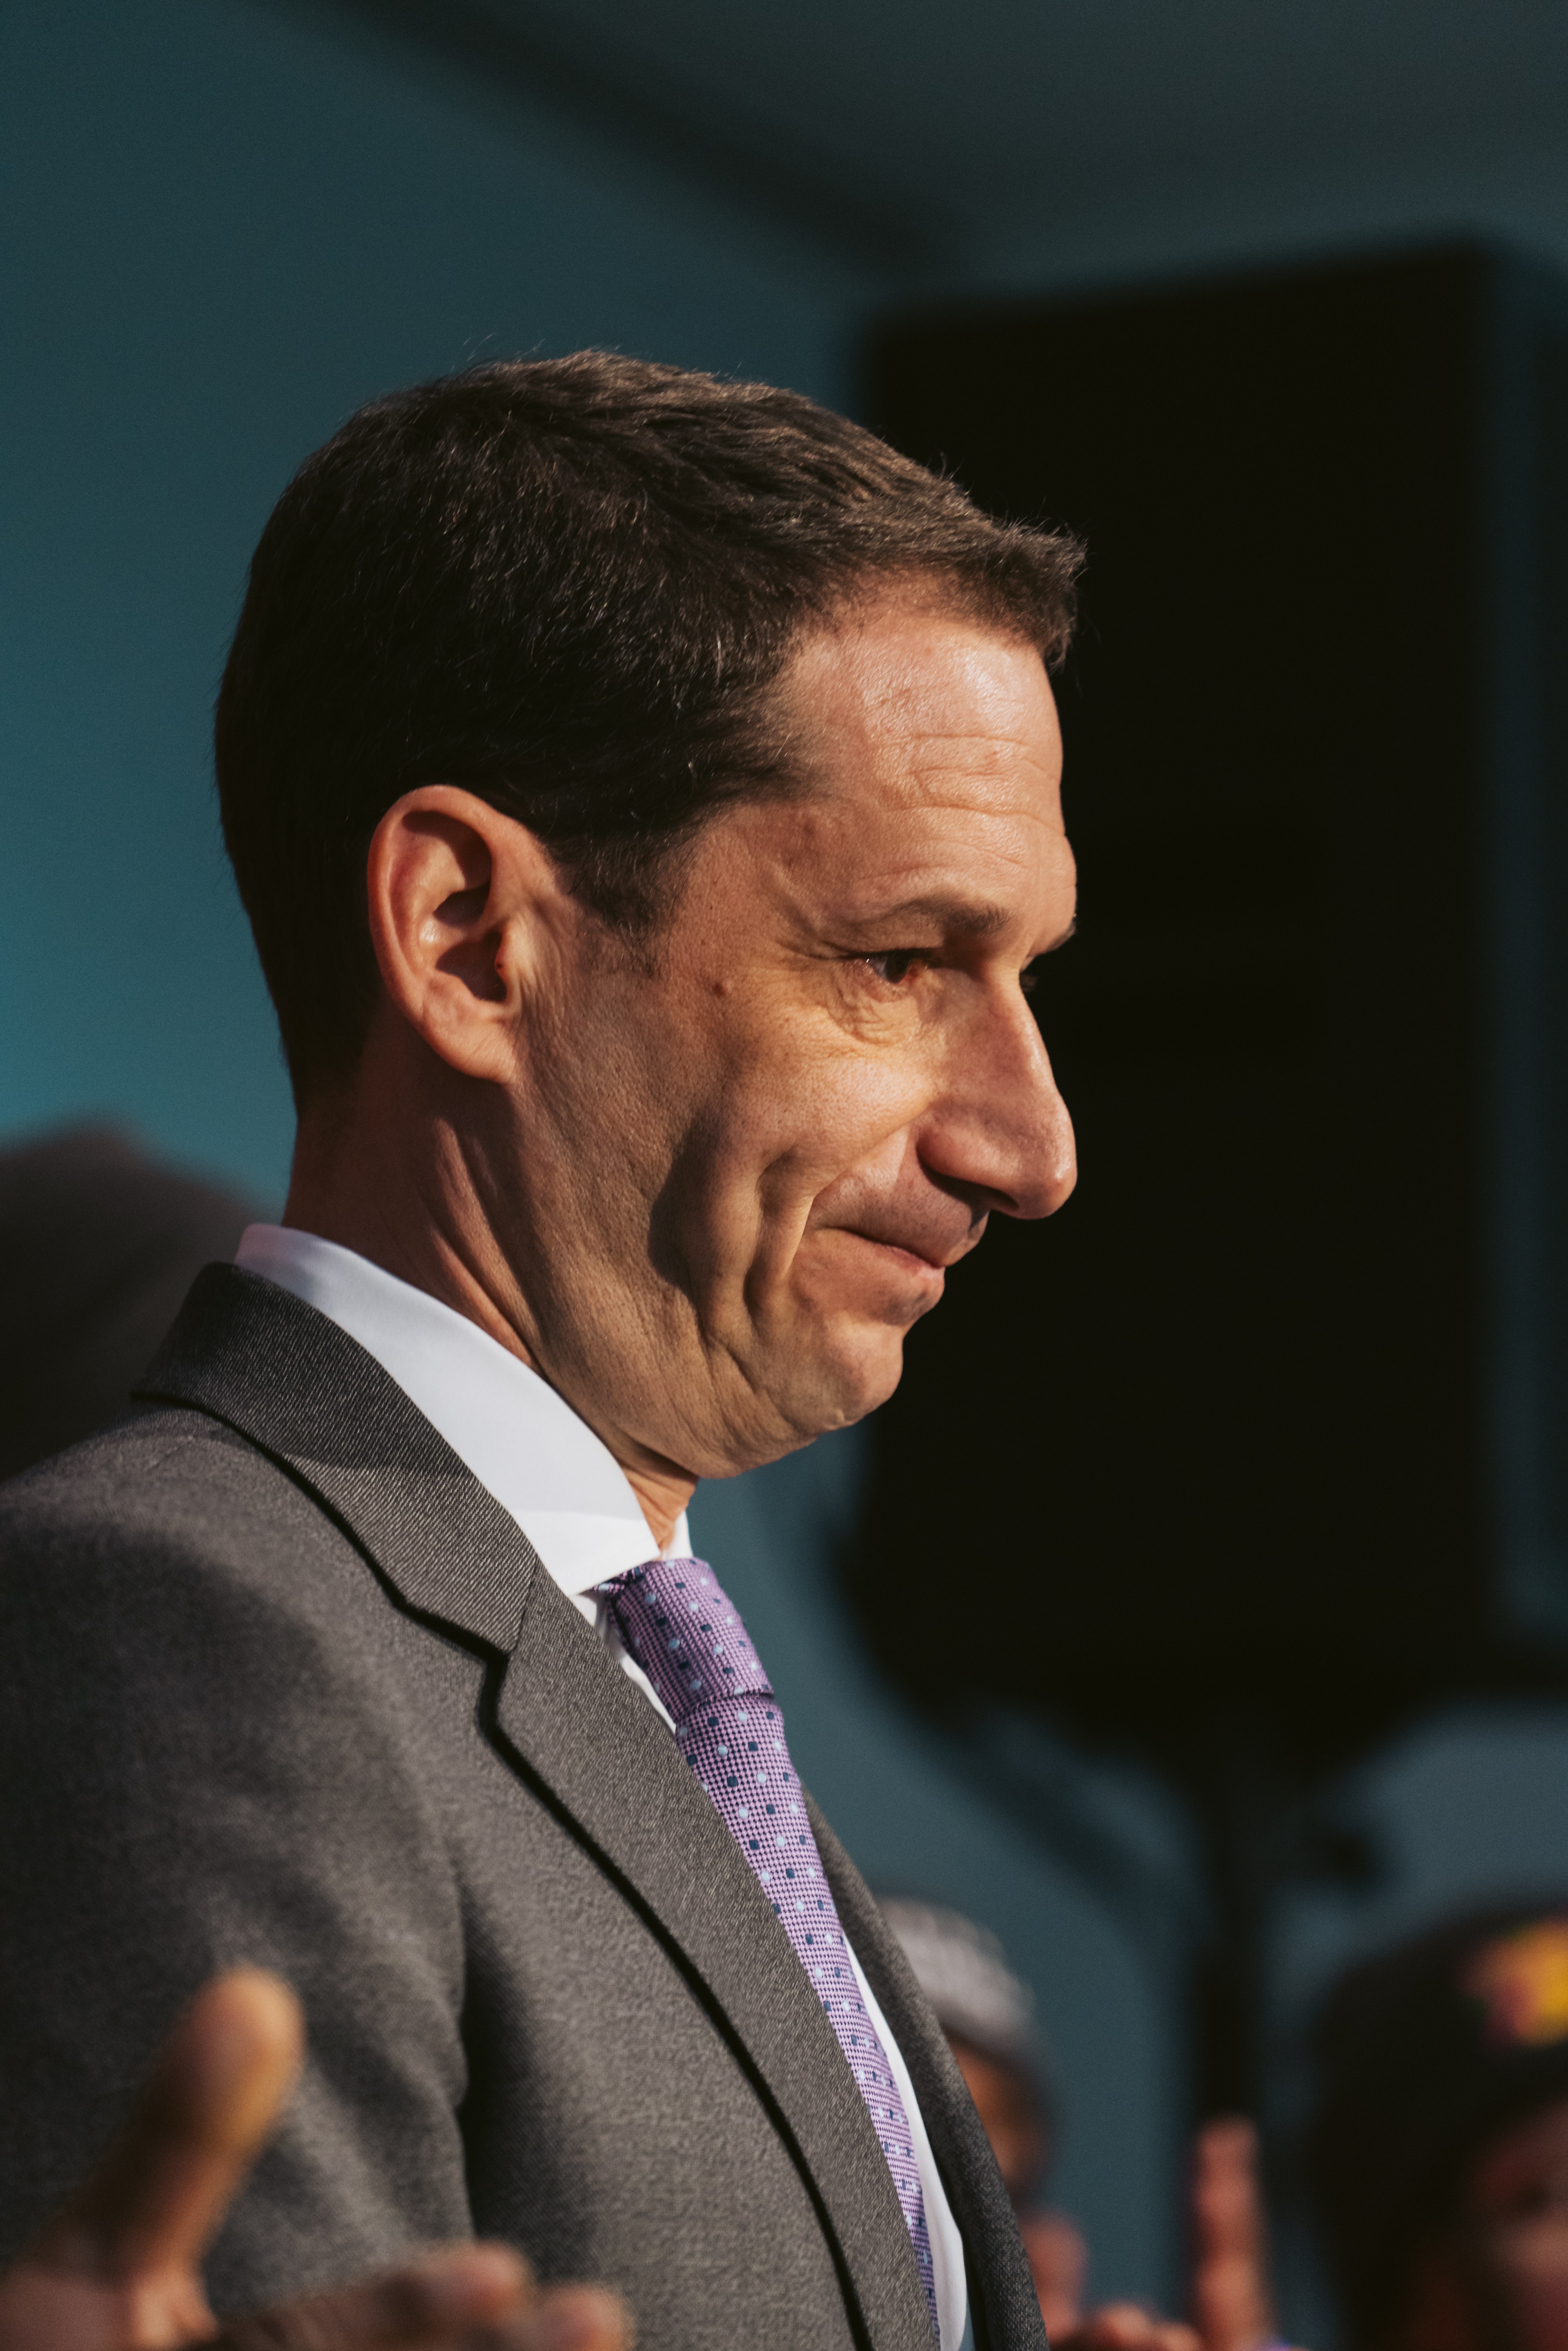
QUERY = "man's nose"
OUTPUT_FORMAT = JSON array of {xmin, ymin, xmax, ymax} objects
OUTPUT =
[{"xmin": 920, "ymin": 986, "xmax": 1077, "ymax": 1221}]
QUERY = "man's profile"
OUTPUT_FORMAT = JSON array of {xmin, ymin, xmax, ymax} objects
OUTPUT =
[{"xmin": 0, "ymin": 354, "xmax": 1081, "ymax": 2351}]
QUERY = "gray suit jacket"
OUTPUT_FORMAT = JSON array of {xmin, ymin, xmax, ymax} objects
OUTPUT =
[{"xmin": 0, "ymin": 1265, "xmax": 1046, "ymax": 2351}]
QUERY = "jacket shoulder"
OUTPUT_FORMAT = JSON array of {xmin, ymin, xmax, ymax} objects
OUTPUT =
[
  {"xmin": 0, "ymin": 1403, "xmax": 477, "ymax": 2292},
  {"xmin": 0, "ymin": 1402, "xmax": 379, "ymax": 1633}
]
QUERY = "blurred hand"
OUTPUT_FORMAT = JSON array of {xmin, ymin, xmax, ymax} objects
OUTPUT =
[
  {"xmin": 0, "ymin": 1971, "xmax": 630, "ymax": 2351},
  {"xmin": 1052, "ymin": 2118, "xmax": 1282, "ymax": 2351}
]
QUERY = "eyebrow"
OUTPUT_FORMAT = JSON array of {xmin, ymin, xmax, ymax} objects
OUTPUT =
[
  {"xmin": 869, "ymin": 898, "xmax": 1079, "ymax": 954},
  {"xmin": 869, "ymin": 894, "xmax": 1011, "ymax": 937}
]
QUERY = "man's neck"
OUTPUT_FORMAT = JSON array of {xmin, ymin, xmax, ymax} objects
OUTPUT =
[{"xmin": 283, "ymin": 1104, "xmax": 696, "ymax": 1553}]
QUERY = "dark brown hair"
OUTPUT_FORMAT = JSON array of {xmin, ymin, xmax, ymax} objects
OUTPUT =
[{"xmin": 215, "ymin": 351, "xmax": 1081, "ymax": 1102}]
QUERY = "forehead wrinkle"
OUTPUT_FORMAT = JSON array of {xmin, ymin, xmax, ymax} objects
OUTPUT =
[
  {"xmin": 802, "ymin": 767, "xmax": 1066, "ymax": 836},
  {"xmin": 804, "ymin": 718, "xmax": 1058, "ymax": 778}
]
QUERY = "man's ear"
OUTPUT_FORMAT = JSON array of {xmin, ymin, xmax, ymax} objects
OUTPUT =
[{"xmin": 365, "ymin": 786, "xmax": 568, "ymax": 1083}]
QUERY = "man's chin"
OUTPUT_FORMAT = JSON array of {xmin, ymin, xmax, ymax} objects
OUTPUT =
[
  {"xmin": 783, "ymin": 1319, "xmax": 911, "ymax": 1437},
  {"xmin": 693, "ymin": 1298, "xmax": 924, "ymax": 1471}
]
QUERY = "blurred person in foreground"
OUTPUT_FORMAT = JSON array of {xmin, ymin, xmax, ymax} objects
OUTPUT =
[
  {"xmin": 1312, "ymin": 1901, "xmax": 1568, "ymax": 2351},
  {"xmin": 0, "ymin": 1127, "xmax": 254, "ymax": 1480},
  {"xmin": 0, "ymin": 1970, "xmax": 626, "ymax": 2351},
  {"xmin": 0, "ymin": 354, "xmax": 1084, "ymax": 2351},
  {"xmin": 879, "ymin": 1898, "xmax": 1085, "ymax": 2332},
  {"xmin": 881, "ymin": 1901, "xmax": 1282, "ymax": 2351}
]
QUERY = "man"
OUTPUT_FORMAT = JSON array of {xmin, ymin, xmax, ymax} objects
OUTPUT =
[
  {"xmin": 0, "ymin": 1972, "xmax": 628, "ymax": 2351},
  {"xmin": 0, "ymin": 353, "xmax": 1081, "ymax": 2350},
  {"xmin": 1311, "ymin": 1901, "xmax": 1568, "ymax": 2351}
]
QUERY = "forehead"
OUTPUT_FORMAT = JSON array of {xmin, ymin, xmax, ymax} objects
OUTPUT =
[
  {"xmin": 747, "ymin": 592, "xmax": 1072, "ymax": 931},
  {"xmin": 773, "ymin": 595, "xmax": 1063, "ymax": 818}
]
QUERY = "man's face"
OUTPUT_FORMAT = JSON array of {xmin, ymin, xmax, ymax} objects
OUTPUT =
[{"xmin": 497, "ymin": 588, "xmax": 1077, "ymax": 1481}]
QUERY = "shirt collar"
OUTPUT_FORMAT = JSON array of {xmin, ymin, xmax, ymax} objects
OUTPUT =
[{"xmin": 234, "ymin": 1224, "xmax": 689, "ymax": 1597}]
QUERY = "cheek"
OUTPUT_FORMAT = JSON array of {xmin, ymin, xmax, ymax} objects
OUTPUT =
[
  {"xmin": 650, "ymin": 1005, "xmax": 932, "ymax": 1309},
  {"xmin": 737, "ymin": 1038, "xmax": 929, "ymax": 1200}
]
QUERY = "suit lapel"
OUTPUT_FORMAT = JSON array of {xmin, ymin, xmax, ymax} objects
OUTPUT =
[
  {"xmin": 812, "ymin": 1805, "xmax": 1049, "ymax": 2351},
  {"xmin": 138, "ymin": 1265, "xmax": 933, "ymax": 2351},
  {"xmin": 494, "ymin": 1590, "xmax": 934, "ymax": 2350},
  {"xmin": 137, "ymin": 1264, "xmax": 540, "ymax": 1650}
]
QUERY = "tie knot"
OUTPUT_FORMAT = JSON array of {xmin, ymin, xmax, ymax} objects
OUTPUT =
[{"xmin": 598, "ymin": 1555, "xmax": 773, "ymax": 1723}]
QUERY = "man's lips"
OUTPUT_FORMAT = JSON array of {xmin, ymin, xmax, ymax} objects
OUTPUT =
[{"xmin": 829, "ymin": 1223, "xmax": 984, "ymax": 1275}]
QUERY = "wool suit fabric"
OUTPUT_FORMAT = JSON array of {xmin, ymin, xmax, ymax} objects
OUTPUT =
[{"xmin": 0, "ymin": 1266, "xmax": 1047, "ymax": 2351}]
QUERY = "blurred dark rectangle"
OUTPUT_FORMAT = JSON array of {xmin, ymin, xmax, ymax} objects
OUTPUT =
[{"xmin": 850, "ymin": 244, "xmax": 1568, "ymax": 1781}]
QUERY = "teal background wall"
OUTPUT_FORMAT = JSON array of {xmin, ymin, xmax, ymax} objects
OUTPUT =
[{"xmin": 0, "ymin": 0, "xmax": 864, "ymax": 1203}]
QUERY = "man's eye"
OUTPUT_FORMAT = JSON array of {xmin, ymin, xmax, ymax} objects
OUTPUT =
[
  {"xmin": 862, "ymin": 949, "xmax": 925, "ymax": 986},
  {"xmin": 1020, "ymin": 958, "xmax": 1042, "ymax": 997}
]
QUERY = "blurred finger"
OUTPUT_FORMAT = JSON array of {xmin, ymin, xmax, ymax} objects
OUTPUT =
[
  {"xmin": 215, "ymin": 2251, "xmax": 631, "ymax": 2351},
  {"xmin": 1192, "ymin": 2122, "xmax": 1262, "ymax": 2264},
  {"xmin": 1077, "ymin": 2300, "xmax": 1163, "ymax": 2346},
  {"xmin": 1189, "ymin": 2119, "xmax": 1274, "ymax": 2351},
  {"xmin": 502, "ymin": 2285, "xmax": 632, "ymax": 2351},
  {"xmin": 218, "ymin": 2246, "xmax": 530, "ymax": 2351},
  {"xmin": 30, "ymin": 1972, "xmax": 304, "ymax": 2286},
  {"xmin": 1020, "ymin": 2208, "xmax": 1087, "ymax": 2338},
  {"xmin": 1060, "ymin": 2303, "xmax": 1200, "ymax": 2351}
]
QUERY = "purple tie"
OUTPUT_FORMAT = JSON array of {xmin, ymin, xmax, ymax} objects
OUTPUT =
[{"xmin": 599, "ymin": 1557, "xmax": 940, "ymax": 2335}]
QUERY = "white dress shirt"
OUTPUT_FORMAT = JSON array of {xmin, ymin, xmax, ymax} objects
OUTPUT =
[{"xmin": 234, "ymin": 1224, "xmax": 968, "ymax": 2350}]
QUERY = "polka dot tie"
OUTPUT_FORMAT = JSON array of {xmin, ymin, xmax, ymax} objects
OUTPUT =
[{"xmin": 599, "ymin": 1557, "xmax": 940, "ymax": 2336}]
